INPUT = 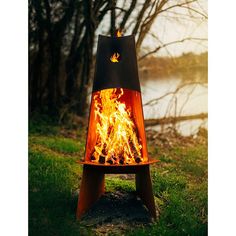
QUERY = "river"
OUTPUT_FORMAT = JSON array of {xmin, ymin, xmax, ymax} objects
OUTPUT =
[{"xmin": 140, "ymin": 71, "xmax": 208, "ymax": 136}]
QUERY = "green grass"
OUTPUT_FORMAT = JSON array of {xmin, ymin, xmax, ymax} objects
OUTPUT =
[
  {"xmin": 29, "ymin": 148, "xmax": 86, "ymax": 235},
  {"xmin": 106, "ymin": 177, "xmax": 135, "ymax": 192},
  {"xmin": 127, "ymin": 145, "xmax": 208, "ymax": 236},
  {"xmin": 30, "ymin": 136, "xmax": 84, "ymax": 154},
  {"xmin": 29, "ymin": 114, "xmax": 60, "ymax": 135},
  {"xmin": 29, "ymin": 122, "xmax": 207, "ymax": 236},
  {"xmin": 28, "ymin": 124, "xmax": 88, "ymax": 236}
]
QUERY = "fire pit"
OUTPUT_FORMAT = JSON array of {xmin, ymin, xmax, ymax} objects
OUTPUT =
[{"xmin": 77, "ymin": 31, "xmax": 158, "ymax": 219}]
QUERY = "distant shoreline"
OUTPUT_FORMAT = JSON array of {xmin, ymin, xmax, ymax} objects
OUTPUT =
[{"xmin": 139, "ymin": 52, "xmax": 208, "ymax": 81}]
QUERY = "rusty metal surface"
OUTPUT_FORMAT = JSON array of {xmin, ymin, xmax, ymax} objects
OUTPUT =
[
  {"xmin": 77, "ymin": 159, "xmax": 159, "ymax": 166},
  {"xmin": 135, "ymin": 165, "xmax": 157, "ymax": 219},
  {"xmin": 76, "ymin": 165, "xmax": 105, "ymax": 219},
  {"xmin": 76, "ymin": 160, "xmax": 159, "ymax": 174}
]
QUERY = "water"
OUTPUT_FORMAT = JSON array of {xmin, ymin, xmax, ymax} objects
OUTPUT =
[{"xmin": 140, "ymin": 72, "xmax": 208, "ymax": 136}]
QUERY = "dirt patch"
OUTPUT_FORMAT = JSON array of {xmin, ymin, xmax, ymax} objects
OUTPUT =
[{"xmin": 80, "ymin": 191, "xmax": 156, "ymax": 235}]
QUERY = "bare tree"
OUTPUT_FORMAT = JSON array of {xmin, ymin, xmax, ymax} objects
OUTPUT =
[{"xmin": 29, "ymin": 0, "xmax": 207, "ymax": 119}]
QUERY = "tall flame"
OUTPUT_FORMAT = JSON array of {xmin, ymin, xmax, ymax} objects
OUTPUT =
[{"xmin": 91, "ymin": 88, "xmax": 143, "ymax": 165}]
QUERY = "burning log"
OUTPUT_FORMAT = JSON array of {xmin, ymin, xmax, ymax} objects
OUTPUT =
[
  {"xmin": 98, "ymin": 156, "xmax": 105, "ymax": 164},
  {"xmin": 135, "ymin": 157, "xmax": 142, "ymax": 163},
  {"xmin": 119, "ymin": 159, "xmax": 124, "ymax": 165},
  {"xmin": 107, "ymin": 159, "xmax": 114, "ymax": 165}
]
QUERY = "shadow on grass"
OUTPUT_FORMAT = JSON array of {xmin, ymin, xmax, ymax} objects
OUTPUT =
[{"xmin": 80, "ymin": 191, "xmax": 153, "ymax": 235}]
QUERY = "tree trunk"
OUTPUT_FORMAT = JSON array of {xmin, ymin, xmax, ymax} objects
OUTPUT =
[
  {"xmin": 110, "ymin": 0, "xmax": 116, "ymax": 36},
  {"xmin": 46, "ymin": 36, "xmax": 62, "ymax": 116},
  {"xmin": 64, "ymin": 0, "xmax": 95, "ymax": 117}
]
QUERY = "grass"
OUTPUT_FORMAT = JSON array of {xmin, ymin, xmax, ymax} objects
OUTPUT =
[
  {"xmin": 106, "ymin": 177, "xmax": 135, "ymax": 192},
  {"xmin": 30, "ymin": 136, "xmax": 84, "ymax": 154},
  {"xmin": 128, "ymin": 144, "xmax": 208, "ymax": 236},
  {"xmin": 29, "ymin": 120, "xmax": 207, "ymax": 236}
]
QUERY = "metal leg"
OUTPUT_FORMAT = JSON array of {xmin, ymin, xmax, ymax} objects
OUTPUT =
[
  {"xmin": 76, "ymin": 165, "xmax": 105, "ymax": 219},
  {"xmin": 135, "ymin": 165, "xmax": 157, "ymax": 219},
  {"xmin": 76, "ymin": 164, "xmax": 156, "ymax": 219}
]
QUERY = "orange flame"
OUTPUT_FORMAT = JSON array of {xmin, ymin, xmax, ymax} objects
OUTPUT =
[
  {"xmin": 116, "ymin": 29, "xmax": 122, "ymax": 37},
  {"xmin": 110, "ymin": 53, "xmax": 120, "ymax": 63},
  {"xmin": 91, "ymin": 88, "xmax": 143, "ymax": 165}
]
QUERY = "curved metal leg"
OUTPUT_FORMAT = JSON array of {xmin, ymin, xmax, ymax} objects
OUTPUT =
[
  {"xmin": 135, "ymin": 165, "xmax": 156, "ymax": 219},
  {"xmin": 76, "ymin": 165, "xmax": 105, "ymax": 219}
]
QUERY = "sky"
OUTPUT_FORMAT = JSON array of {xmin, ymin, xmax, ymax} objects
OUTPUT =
[
  {"xmin": 97, "ymin": 0, "xmax": 208, "ymax": 57},
  {"xmin": 142, "ymin": 0, "xmax": 208, "ymax": 56}
]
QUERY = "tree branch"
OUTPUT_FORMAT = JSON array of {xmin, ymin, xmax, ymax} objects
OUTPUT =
[
  {"xmin": 139, "ymin": 37, "xmax": 208, "ymax": 61},
  {"xmin": 143, "ymin": 82, "xmax": 207, "ymax": 106},
  {"xmin": 132, "ymin": 0, "xmax": 151, "ymax": 35},
  {"xmin": 119, "ymin": 0, "xmax": 137, "ymax": 31}
]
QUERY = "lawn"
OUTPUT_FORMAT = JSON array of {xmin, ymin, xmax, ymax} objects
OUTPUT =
[{"xmin": 29, "ymin": 120, "xmax": 207, "ymax": 236}]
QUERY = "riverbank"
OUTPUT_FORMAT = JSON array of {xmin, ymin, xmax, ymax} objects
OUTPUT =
[
  {"xmin": 139, "ymin": 52, "xmax": 208, "ymax": 82},
  {"xmin": 29, "ymin": 120, "xmax": 207, "ymax": 235}
]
